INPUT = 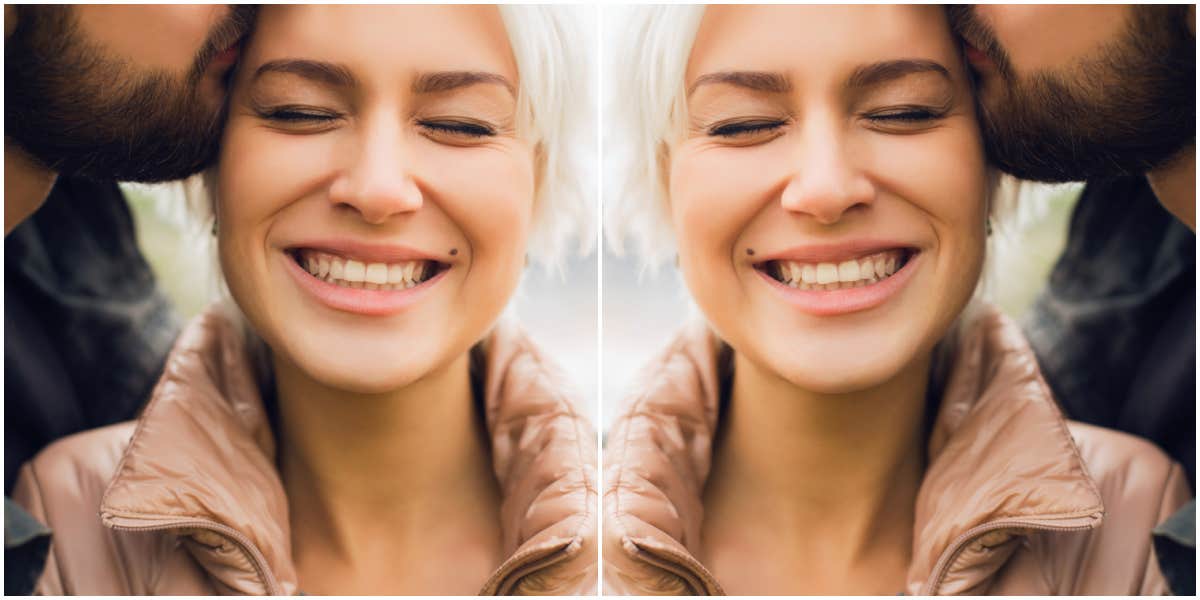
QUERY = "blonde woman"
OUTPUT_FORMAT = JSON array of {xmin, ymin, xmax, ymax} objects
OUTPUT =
[
  {"xmin": 14, "ymin": 6, "xmax": 595, "ymax": 595},
  {"xmin": 603, "ymin": 5, "xmax": 1188, "ymax": 595}
]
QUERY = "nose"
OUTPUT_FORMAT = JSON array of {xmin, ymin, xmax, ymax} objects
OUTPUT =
[
  {"xmin": 779, "ymin": 118, "xmax": 875, "ymax": 225},
  {"xmin": 328, "ymin": 122, "xmax": 423, "ymax": 225}
]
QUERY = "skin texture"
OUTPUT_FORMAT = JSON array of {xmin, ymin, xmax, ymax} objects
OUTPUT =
[
  {"xmin": 953, "ymin": 5, "xmax": 1195, "ymax": 229},
  {"xmin": 3, "ymin": 4, "xmax": 250, "ymax": 233},
  {"xmin": 667, "ymin": 5, "xmax": 988, "ymax": 594},
  {"xmin": 216, "ymin": 5, "xmax": 534, "ymax": 594}
]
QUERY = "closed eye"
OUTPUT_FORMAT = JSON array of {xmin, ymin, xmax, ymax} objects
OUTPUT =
[
  {"xmin": 257, "ymin": 106, "xmax": 341, "ymax": 124},
  {"xmin": 707, "ymin": 119, "xmax": 788, "ymax": 138},
  {"xmin": 418, "ymin": 120, "xmax": 497, "ymax": 138}
]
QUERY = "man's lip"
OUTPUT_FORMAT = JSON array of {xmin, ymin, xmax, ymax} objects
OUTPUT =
[
  {"xmin": 212, "ymin": 44, "xmax": 240, "ymax": 67},
  {"xmin": 962, "ymin": 43, "xmax": 995, "ymax": 72},
  {"xmin": 284, "ymin": 239, "xmax": 452, "ymax": 265},
  {"xmin": 752, "ymin": 240, "xmax": 920, "ymax": 265}
]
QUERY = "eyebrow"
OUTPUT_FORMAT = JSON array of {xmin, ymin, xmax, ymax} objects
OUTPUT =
[
  {"xmin": 412, "ymin": 71, "xmax": 516, "ymax": 98},
  {"xmin": 847, "ymin": 59, "xmax": 951, "ymax": 89},
  {"xmin": 254, "ymin": 59, "xmax": 356, "ymax": 87},
  {"xmin": 252, "ymin": 62, "xmax": 515, "ymax": 99},
  {"xmin": 688, "ymin": 71, "xmax": 791, "ymax": 97}
]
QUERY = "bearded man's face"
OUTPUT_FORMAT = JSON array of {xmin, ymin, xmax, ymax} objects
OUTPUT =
[
  {"xmin": 947, "ymin": 5, "xmax": 1195, "ymax": 182},
  {"xmin": 5, "ymin": 5, "xmax": 256, "ymax": 182}
]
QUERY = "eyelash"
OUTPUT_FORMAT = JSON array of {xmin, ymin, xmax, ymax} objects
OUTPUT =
[
  {"xmin": 705, "ymin": 107, "xmax": 947, "ymax": 138},
  {"xmin": 418, "ymin": 120, "xmax": 497, "ymax": 138},
  {"xmin": 865, "ymin": 107, "xmax": 945, "ymax": 123},
  {"xmin": 258, "ymin": 106, "xmax": 340, "ymax": 123},
  {"xmin": 255, "ymin": 107, "xmax": 498, "ymax": 139},
  {"xmin": 708, "ymin": 119, "xmax": 787, "ymax": 138}
]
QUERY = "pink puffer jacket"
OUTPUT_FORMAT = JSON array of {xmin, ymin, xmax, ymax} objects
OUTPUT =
[
  {"xmin": 14, "ymin": 305, "xmax": 598, "ymax": 595},
  {"xmin": 603, "ymin": 303, "xmax": 1189, "ymax": 595}
]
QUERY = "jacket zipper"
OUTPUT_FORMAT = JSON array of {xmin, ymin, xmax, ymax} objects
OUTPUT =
[
  {"xmin": 106, "ymin": 516, "xmax": 282, "ymax": 595},
  {"xmin": 919, "ymin": 512, "xmax": 1100, "ymax": 595}
]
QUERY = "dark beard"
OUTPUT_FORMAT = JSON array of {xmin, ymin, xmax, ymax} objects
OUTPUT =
[
  {"xmin": 947, "ymin": 5, "xmax": 1195, "ymax": 183},
  {"xmin": 4, "ymin": 5, "xmax": 256, "ymax": 182}
]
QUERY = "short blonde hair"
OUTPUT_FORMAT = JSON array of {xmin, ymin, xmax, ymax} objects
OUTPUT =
[{"xmin": 603, "ymin": 5, "xmax": 705, "ymax": 270}]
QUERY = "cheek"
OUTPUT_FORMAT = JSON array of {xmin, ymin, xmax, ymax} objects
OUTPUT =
[
  {"xmin": 423, "ymin": 145, "xmax": 535, "ymax": 267},
  {"xmin": 866, "ymin": 123, "xmax": 988, "ymax": 234},
  {"xmin": 668, "ymin": 143, "xmax": 780, "ymax": 262}
]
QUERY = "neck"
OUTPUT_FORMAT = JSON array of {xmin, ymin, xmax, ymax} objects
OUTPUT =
[
  {"xmin": 1146, "ymin": 145, "xmax": 1195, "ymax": 231},
  {"xmin": 703, "ymin": 351, "xmax": 929, "ymax": 585},
  {"xmin": 5, "ymin": 142, "xmax": 56, "ymax": 235},
  {"xmin": 276, "ymin": 351, "xmax": 501, "ymax": 569}
]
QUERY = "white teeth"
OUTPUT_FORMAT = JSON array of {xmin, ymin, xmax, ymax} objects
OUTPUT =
[
  {"xmin": 837, "ymin": 260, "xmax": 859, "ymax": 283},
  {"xmin": 344, "ymin": 260, "xmax": 366, "ymax": 282},
  {"xmin": 801, "ymin": 264, "xmax": 817, "ymax": 285},
  {"xmin": 816, "ymin": 263, "xmax": 838, "ymax": 285},
  {"xmin": 387, "ymin": 264, "xmax": 403, "ymax": 285},
  {"xmin": 365, "ymin": 263, "xmax": 388, "ymax": 285},
  {"xmin": 295, "ymin": 249, "xmax": 439, "ymax": 291},
  {"xmin": 769, "ymin": 249, "xmax": 909, "ymax": 290}
]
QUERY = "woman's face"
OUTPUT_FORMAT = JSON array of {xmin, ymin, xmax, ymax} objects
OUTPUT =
[
  {"xmin": 670, "ymin": 5, "xmax": 988, "ymax": 393},
  {"xmin": 218, "ymin": 5, "xmax": 534, "ymax": 393}
]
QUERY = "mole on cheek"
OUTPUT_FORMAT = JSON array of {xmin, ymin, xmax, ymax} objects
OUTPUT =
[
  {"xmin": 746, "ymin": 248, "xmax": 755, "ymax": 256},
  {"xmin": 449, "ymin": 248, "xmax": 458, "ymax": 256}
]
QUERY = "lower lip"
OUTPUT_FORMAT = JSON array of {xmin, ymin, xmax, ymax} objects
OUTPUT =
[
  {"xmin": 282, "ymin": 253, "xmax": 446, "ymax": 316},
  {"xmin": 757, "ymin": 252, "xmax": 921, "ymax": 317}
]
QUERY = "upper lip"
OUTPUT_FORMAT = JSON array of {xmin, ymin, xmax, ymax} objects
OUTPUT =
[
  {"xmin": 284, "ymin": 239, "xmax": 451, "ymax": 264},
  {"xmin": 753, "ymin": 239, "xmax": 919, "ymax": 264}
]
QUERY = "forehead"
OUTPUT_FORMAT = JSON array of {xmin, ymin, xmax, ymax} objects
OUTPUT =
[
  {"xmin": 687, "ymin": 5, "xmax": 959, "ymax": 83},
  {"xmin": 244, "ymin": 5, "xmax": 517, "ymax": 83}
]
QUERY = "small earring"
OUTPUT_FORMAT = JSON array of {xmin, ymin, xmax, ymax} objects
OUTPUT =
[
  {"xmin": 986, "ymin": 217, "xmax": 993, "ymax": 237},
  {"xmin": 211, "ymin": 219, "xmax": 218, "ymax": 237}
]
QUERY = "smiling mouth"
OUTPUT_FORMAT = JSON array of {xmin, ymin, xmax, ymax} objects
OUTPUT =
[
  {"xmin": 288, "ymin": 248, "xmax": 448, "ymax": 291},
  {"xmin": 755, "ymin": 248, "xmax": 916, "ymax": 291}
]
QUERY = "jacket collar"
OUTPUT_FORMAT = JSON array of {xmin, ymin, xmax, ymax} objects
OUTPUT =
[
  {"xmin": 604, "ymin": 303, "xmax": 1103, "ymax": 595},
  {"xmin": 100, "ymin": 303, "xmax": 596, "ymax": 595}
]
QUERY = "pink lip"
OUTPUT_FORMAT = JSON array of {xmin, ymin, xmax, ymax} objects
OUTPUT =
[
  {"xmin": 755, "ymin": 250, "xmax": 921, "ymax": 317},
  {"xmin": 212, "ymin": 44, "xmax": 240, "ymax": 68},
  {"xmin": 756, "ymin": 240, "xmax": 917, "ymax": 264},
  {"xmin": 962, "ymin": 44, "xmax": 995, "ymax": 74},
  {"xmin": 287, "ymin": 239, "xmax": 452, "ymax": 264},
  {"xmin": 281, "ymin": 251, "xmax": 449, "ymax": 317}
]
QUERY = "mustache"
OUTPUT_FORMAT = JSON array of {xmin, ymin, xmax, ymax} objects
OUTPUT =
[
  {"xmin": 944, "ymin": 5, "xmax": 1015, "ymax": 79},
  {"xmin": 190, "ymin": 5, "xmax": 260, "ymax": 83}
]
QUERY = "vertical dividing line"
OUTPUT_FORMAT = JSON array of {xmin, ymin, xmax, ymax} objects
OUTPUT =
[{"xmin": 594, "ymin": 2, "xmax": 605, "ymax": 596}]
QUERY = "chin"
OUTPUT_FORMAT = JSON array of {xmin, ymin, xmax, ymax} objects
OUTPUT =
[
  {"xmin": 758, "ymin": 328, "xmax": 929, "ymax": 396},
  {"xmin": 296, "ymin": 353, "xmax": 435, "ymax": 395}
]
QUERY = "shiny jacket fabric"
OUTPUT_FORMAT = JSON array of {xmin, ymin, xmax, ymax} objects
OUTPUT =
[
  {"xmin": 603, "ymin": 303, "xmax": 1190, "ymax": 595},
  {"xmin": 14, "ymin": 305, "xmax": 597, "ymax": 595}
]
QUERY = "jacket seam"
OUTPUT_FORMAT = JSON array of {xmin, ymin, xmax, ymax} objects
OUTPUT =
[
  {"xmin": 607, "ymin": 333, "xmax": 716, "ymax": 594},
  {"xmin": 487, "ymin": 333, "xmax": 595, "ymax": 592}
]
